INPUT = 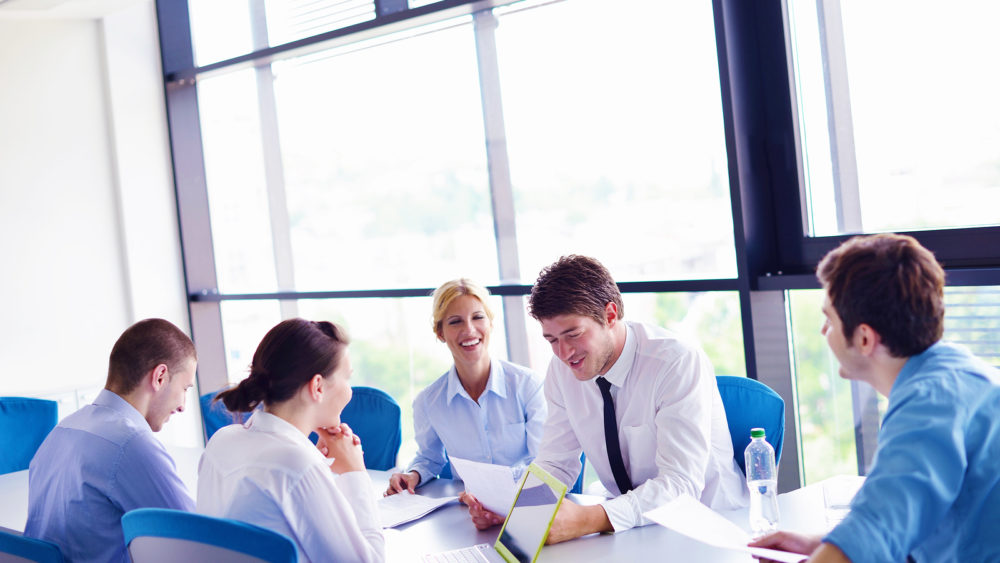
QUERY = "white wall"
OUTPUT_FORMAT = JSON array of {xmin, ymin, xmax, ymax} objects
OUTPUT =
[{"xmin": 0, "ymin": 2, "xmax": 201, "ymax": 446}]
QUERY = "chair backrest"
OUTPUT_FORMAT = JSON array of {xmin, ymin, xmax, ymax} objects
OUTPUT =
[
  {"xmin": 339, "ymin": 386, "xmax": 402, "ymax": 471},
  {"xmin": 0, "ymin": 397, "xmax": 58, "ymax": 474},
  {"xmin": 0, "ymin": 530, "xmax": 65, "ymax": 563},
  {"xmin": 122, "ymin": 508, "xmax": 297, "ymax": 563},
  {"xmin": 200, "ymin": 391, "xmax": 251, "ymax": 442},
  {"xmin": 716, "ymin": 376, "xmax": 785, "ymax": 476},
  {"xmin": 570, "ymin": 452, "xmax": 586, "ymax": 494}
]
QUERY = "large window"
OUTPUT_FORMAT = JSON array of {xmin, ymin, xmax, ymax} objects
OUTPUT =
[
  {"xmin": 495, "ymin": 0, "xmax": 736, "ymax": 281},
  {"xmin": 787, "ymin": 0, "xmax": 1000, "ymax": 236},
  {"xmin": 182, "ymin": 0, "xmax": 746, "ymax": 465},
  {"xmin": 163, "ymin": 0, "xmax": 1000, "ymax": 488}
]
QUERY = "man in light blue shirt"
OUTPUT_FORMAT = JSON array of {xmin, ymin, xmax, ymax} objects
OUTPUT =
[
  {"xmin": 25, "ymin": 318, "xmax": 197, "ymax": 563},
  {"xmin": 751, "ymin": 234, "xmax": 1000, "ymax": 562}
]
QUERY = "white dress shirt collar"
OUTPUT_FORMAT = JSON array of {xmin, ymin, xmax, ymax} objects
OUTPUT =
[
  {"xmin": 446, "ymin": 358, "xmax": 508, "ymax": 403},
  {"xmin": 93, "ymin": 388, "xmax": 152, "ymax": 432},
  {"xmin": 600, "ymin": 322, "xmax": 637, "ymax": 388}
]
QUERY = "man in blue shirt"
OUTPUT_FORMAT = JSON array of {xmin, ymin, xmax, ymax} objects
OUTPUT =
[
  {"xmin": 751, "ymin": 234, "xmax": 1000, "ymax": 562},
  {"xmin": 25, "ymin": 318, "xmax": 198, "ymax": 562}
]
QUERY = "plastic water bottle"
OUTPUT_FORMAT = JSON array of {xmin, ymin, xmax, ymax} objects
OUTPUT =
[{"xmin": 745, "ymin": 427, "xmax": 779, "ymax": 536}]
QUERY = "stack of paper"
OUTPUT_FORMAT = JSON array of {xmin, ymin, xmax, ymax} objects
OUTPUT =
[{"xmin": 378, "ymin": 492, "xmax": 458, "ymax": 528}]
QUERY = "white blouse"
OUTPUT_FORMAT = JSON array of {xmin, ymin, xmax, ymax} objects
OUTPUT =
[{"xmin": 197, "ymin": 411, "xmax": 384, "ymax": 563}]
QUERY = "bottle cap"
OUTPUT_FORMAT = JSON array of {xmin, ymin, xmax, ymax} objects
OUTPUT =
[{"xmin": 750, "ymin": 428, "xmax": 765, "ymax": 438}]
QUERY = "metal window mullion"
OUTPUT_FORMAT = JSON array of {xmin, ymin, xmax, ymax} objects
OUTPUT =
[
  {"xmin": 750, "ymin": 290, "xmax": 803, "ymax": 492},
  {"xmin": 157, "ymin": 0, "xmax": 230, "ymax": 405},
  {"xmin": 250, "ymin": 0, "xmax": 300, "ymax": 320},
  {"xmin": 850, "ymin": 379, "xmax": 879, "ymax": 474},
  {"xmin": 780, "ymin": 0, "xmax": 814, "ymax": 236},
  {"xmin": 164, "ymin": 82, "xmax": 230, "ymax": 396},
  {"xmin": 817, "ymin": 0, "xmax": 878, "ymax": 473},
  {"xmin": 472, "ymin": 9, "xmax": 529, "ymax": 365},
  {"xmin": 816, "ymin": 0, "xmax": 862, "ymax": 233}
]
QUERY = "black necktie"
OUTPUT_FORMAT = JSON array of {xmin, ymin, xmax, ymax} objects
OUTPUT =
[{"xmin": 596, "ymin": 376, "xmax": 633, "ymax": 495}]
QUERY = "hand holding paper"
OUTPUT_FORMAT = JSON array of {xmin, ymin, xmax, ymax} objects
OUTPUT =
[{"xmin": 448, "ymin": 456, "xmax": 518, "ymax": 516}]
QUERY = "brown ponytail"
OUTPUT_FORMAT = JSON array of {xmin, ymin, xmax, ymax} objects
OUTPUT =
[{"xmin": 216, "ymin": 319, "xmax": 350, "ymax": 412}]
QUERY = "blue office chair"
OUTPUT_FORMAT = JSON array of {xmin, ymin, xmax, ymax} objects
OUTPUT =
[
  {"xmin": 122, "ymin": 508, "xmax": 297, "ymax": 563},
  {"xmin": 0, "ymin": 529, "xmax": 65, "ymax": 563},
  {"xmin": 340, "ymin": 386, "xmax": 402, "ymax": 471},
  {"xmin": 716, "ymin": 376, "xmax": 785, "ymax": 475},
  {"xmin": 200, "ymin": 390, "xmax": 250, "ymax": 442},
  {"xmin": 570, "ymin": 453, "xmax": 586, "ymax": 494},
  {"xmin": 0, "ymin": 397, "xmax": 58, "ymax": 475}
]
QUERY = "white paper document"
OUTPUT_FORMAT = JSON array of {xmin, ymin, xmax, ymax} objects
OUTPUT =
[
  {"xmin": 644, "ymin": 494, "xmax": 809, "ymax": 563},
  {"xmin": 377, "ymin": 492, "xmax": 458, "ymax": 528},
  {"xmin": 448, "ymin": 456, "xmax": 517, "ymax": 516}
]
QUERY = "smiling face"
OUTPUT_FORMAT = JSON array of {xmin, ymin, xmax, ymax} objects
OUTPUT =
[
  {"xmin": 540, "ymin": 313, "xmax": 618, "ymax": 382},
  {"xmin": 438, "ymin": 294, "xmax": 492, "ymax": 368},
  {"xmin": 146, "ymin": 357, "xmax": 196, "ymax": 432}
]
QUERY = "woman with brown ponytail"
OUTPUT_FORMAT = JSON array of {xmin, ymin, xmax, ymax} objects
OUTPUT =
[{"xmin": 196, "ymin": 319, "xmax": 384, "ymax": 562}]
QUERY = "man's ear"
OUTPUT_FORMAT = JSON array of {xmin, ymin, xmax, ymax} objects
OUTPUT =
[
  {"xmin": 149, "ymin": 364, "xmax": 169, "ymax": 391},
  {"xmin": 854, "ymin": 323, "xmax": 881, "ymax": 356},
  {"xmin": 604, "ymin": 302, "xmax": 620, "ymax": 326}
]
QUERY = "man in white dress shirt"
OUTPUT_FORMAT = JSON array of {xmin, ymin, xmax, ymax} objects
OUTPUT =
[{"xmin": 465, "ymin": 255, "xmax": 747, "ymax": 543}]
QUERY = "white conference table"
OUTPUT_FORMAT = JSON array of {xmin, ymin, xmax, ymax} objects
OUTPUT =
[
  {"xmin": 0, "ymin": 446, "xmax": 850, "ymax": 562},
  {"xmin": 372, "ymin": 472, "xmax": 842, "ymax": 563}
]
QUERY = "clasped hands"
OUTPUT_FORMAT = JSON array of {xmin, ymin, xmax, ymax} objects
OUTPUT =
[{"xmin": 315, "ymin": 423, "xmax": 365, "ymax": 474}]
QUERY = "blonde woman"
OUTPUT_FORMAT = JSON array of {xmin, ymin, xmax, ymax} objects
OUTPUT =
[{"xmin": 386, "ymin": 279, "xmax": 546, "ymax": 495}]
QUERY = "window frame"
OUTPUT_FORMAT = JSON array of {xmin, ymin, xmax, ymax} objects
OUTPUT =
[{"xmin": 157, "ymin": 0, "xmax": 1000, "ymax": 491}]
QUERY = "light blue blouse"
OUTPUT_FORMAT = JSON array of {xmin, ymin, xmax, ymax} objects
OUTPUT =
[
  {"xmin": 824, "ymin": 342, "xmax": 1000, "ymax": 563},
  {"xmin": 405, "ymin": 358, "xmax": 547, "ymax": 485}
]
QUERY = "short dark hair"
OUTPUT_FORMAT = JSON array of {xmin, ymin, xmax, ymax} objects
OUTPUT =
[
  {"xmin": 216, "ymin": 319, "xmax": 350, "ymax": 412},
  {"xmin": 817, "ymin": 233, "xmax": 945, "ymax": 357},
  {"xmin": 528, "ymin": 255, "xmax": 624, "ymax": 324},
  {"xmin": 107, "ymin": 318, "xmax": 197, "ymax": 395}
]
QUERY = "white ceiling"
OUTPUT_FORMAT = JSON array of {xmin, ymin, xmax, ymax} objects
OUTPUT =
[{"xmin": 0, "ymin": 0, "xmax": 149, "ymax": 19}]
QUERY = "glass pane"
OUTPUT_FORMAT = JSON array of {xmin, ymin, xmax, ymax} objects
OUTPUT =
[
  {"xmin": 524, "ymin": 291, "xmax": 746, "ymax": 378},
  {"xmin": 788, "ymin": 0, "xmax": 1000, "ymax": 235},
  {"xmin": 265, "ymin": 0, "xmax": 375, "ymax": 47},
  {"xmin": 220, "ymin": 300, "xmax": 283, "ymax": 385},
  {"xmin": 298, "ymin": 296, "xmax": 509, "ymax": 466},
  {"xmin": 188, "ymin": 0, "xmax": 255, "ymax": 66},
  {"xmin": 788, "ymin": 289, "xmax": 856, "ymax": 485},
  {"xmin": 271, "ymin": 19, "xmax": 499, "ymax": 290},
  {"xmin": 495, "ymin": 0, "xmax": 737, "ymax": 282},
  {"xmin": 188, "ymin": 1, "xmax": 377, "ymax": 67},
  {"xmin": 944, "ymin": 286, "xmax": 1000, "ymax": 369},
  {"xmin": 199, "ymin": 70, "xmax": 280, "ymax": 294}
]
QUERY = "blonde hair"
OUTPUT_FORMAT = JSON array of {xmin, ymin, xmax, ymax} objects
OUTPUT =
[{"xmin": 431, "ymin": 279, "xmax": 495, "ymax": 338}]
